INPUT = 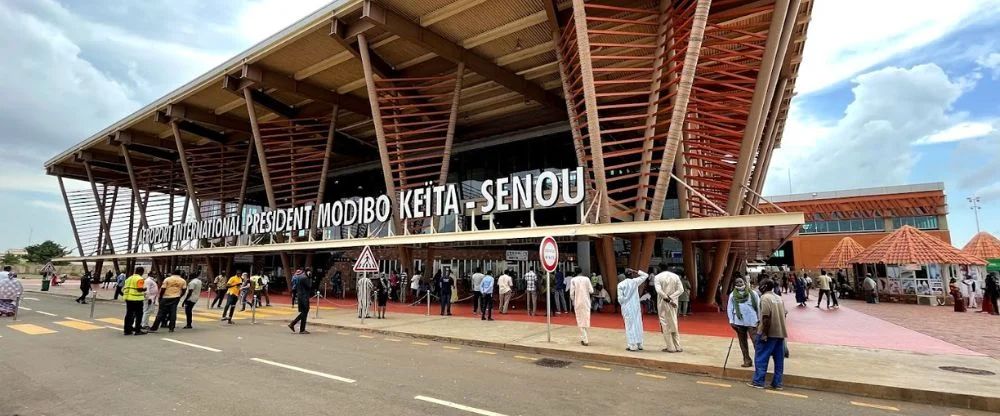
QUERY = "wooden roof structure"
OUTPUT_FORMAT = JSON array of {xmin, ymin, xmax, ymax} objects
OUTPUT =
[
  {"xmin": 850, "ymin": 225, "xmax": 986, "ymax": 266},
  {"xmin": 961, "ymin": 232, "xmax": 1000, "ymax": 260},
  {"xmin": 761, "ymin": 188, "xmax": 947, "ymax": 221},
  {"xmin": 817, "ymin": 236, "xmax": 864, "ymax": 269}
]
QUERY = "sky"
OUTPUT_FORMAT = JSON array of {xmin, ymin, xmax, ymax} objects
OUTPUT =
[{"xmin": 0, "ymin": 0, "xmax": 998, "ymax": 252}]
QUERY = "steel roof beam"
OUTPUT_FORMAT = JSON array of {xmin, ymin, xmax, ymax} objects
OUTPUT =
[{"xmin": 238, "ymin": 64, "xmax": 372, "ymax": 117}]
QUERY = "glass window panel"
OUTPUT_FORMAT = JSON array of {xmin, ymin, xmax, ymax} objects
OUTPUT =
[
  {"xmin": 851, "ymin": 219, "xmax": 863, "ymax": 232},
  {"xmin": 801, "ymin": 222, "xmax": 815, "ymax": 234},
  {"xmin": 827, "ymin": 221, "xmax": 840, "ymax": 233},
  {"xmin": 816, "ymin": 221, "xmax": 828, "ymax": 233}
]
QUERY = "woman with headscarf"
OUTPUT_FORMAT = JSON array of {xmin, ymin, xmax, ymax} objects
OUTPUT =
[
  {"xmin": 727, "ymin": 278, "xmax": 760, "ymax": 367},
  {"xmin": 792, "ymin": 273, "xmax": 807, "ymax": 307},
  {"xmin": 0, "ymin": 267, "xmax": 24, "ymax": 317},
  {"xmin": 949, "ymin": 278, "xmax": 966, "ymax": 312}
]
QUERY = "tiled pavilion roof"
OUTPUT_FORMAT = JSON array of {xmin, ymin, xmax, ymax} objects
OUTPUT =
[
  {"xmin": 817, "ymin": 237, "xmax": 865, "ymax": 269},
  {"xmin": 961, "ymin": 232, "xmax": 1000, "ymax": 260},
  {"xmin": 850, "ymin": 225, "xmax": 986, "ymax": 265}
]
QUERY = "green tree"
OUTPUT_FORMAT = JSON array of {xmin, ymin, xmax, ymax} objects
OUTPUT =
[
  {"xmin": 2, "ymin": 252, "xmax": 20, "ymax": 264},
  {"xmin": 24, "ymin": 241, "xmax": 69, "ymax": 264}
]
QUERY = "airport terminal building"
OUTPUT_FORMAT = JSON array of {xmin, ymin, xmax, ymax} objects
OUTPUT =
[{"xmin": 45, "ymin": 0, "xmax": 813, "ymax": 307}]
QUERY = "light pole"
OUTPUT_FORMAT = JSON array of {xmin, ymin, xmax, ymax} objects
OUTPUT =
[{"xmin": 967, "ymin": 196, "xmax": 981, "ymax": 233}]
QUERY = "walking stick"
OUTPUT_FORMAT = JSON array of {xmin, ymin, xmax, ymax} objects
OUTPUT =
[{"xmin": 722, "ymin": 337, "xmax": 735, "ymax": 376}]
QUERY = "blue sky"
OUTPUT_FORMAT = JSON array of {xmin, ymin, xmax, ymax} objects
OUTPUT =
[{"xmin": 0, "ymin": 0, "xmax": 998, "ymax": 253}]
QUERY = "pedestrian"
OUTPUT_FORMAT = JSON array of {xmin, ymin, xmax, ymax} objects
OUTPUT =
[
  {"xmin": 375, "ymin": 276, "xmax": 388, "ymax": 319},
  {"xmin": 653, "ymin": 267, "xmax": 685, "ymax": 353},
  {"xmin": 814, "ymin": 271, "xmax": 833, "ymax": 309},
  {"xmin": 804, "ymin": 274, "xmax": 813, "ymax": 300},
  {"xmin": 221, "ymin": 271, "xmax": 242, "ymax": 324},
  {"xmin": 389, "ymin": 270, "xmax": 399, "ymax": 302},
  {"xmin": 439, "ymin": 269, "xmax": 454, "ymax": 315},
  {"xmin": 949, "ymin": 278, "xmax": 967, "ymax": 312},
  {"xmin": 497, "ymin": 270, "xmax": 513, "ymax": 314},
  {"xmin": 141, "ymin": 273, "xmax": 159, "ymax": 330},
  {"xmin": 410, "ymin": 269, "xmax": 422, "ymax": 302},
  {"xmin": 398, "ymin": 269, "xmax": 408, "ymax": 302},
  {"xmin": 679, "ymin": 276, "xmax": 691, "ymax": 316},
  {"xmin": 480, "ymin": 270, "xmax": 495, "ymax": 321},
  {"xmin": 471, "ymin": 268, "xmax": 484, "ymax": 314},
  {"xmin": 331, "ymin": 270, "xmax": 343, "ymax": 298},
  {"xmin": 962, "ymin": 275, "xmax": 978, "ymax": 309},
  {"xmin": 862, "ymin": 273, "xmax": 878, "ymax": 304},
  {"xmin": 748, "ymin": 278, "xmax": 788, "ymax": 390},
  {"xmin": 727, "ymin": 278, "xmax": 759, "ymax": 367},
  {"xmin": 982, "ymin": 273, "xmax": 998, "ymax": 315},
  {"xmin": 592, "ymin": 284, "xmax": 610, "ymax": 312},
  {"xmin": 239, "ymin": 273, "xmax": 252, "ymax": 311},
  {"xmin": 260, "ymin": 274, "xmax": 271, "ymax": 306},
  {"xmin": 150, "ymin": 270, "xmax": 186, "ymax": 333},
  {"xmin": 618, "ymin": 268, "xmax": 650, "ymax": 351},
  {"xmin": 211, "ymin": 271, "xmax": 226, "ymax": 309},
  {"xmin": 288, "ymin": 269, "xmax": 312, "ymax": 334},
  {"xmin": 0, "ymin": 266, "xmax": 24, "ymax": 317},
  {"xmin": 553, "ymin": 268, "xmax": 567, "ymax": 314},
  {"xmin": 122, "ymin": 267, "xmax": 148, "ymax": 336},
  {"xmin": 563, "ymin": 270, "xmax": 573, "ymax": 313},
  {"xmin": 181, "ymin": 272, "xmax": 202, "ymax": 329},
  {"xmin": 76, "ymin": 272, "xmax": 92, "ymax": 304},
  {"xmin": 357, "ymin": 274, "xmax": 374, "ymax": 319},
  {"xmin": 250, "ymin": 273, "xmax": 263, "ymax": 308},
  {"xmin": 569, "ymin": 268, "xmax": 594, "ymax": 346},
  {"xmin": 103, "ymin": 270, "xmax": 114, "ymax": 289},
  {"xmin": 113, "ymin": 271, "xmax": 126, "ymax": 300},
  {"xmin": 524, "ymin": 267, "xmax": 538, "ymax": 316},
  {"xmin": 792, "ymin": 273, "xmax": 807, "ymax": 306}
]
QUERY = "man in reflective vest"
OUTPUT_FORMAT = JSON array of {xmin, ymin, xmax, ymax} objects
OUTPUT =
[{"xmin": 122, "ymin": 267, "xmax": 148, "ymax": 336}]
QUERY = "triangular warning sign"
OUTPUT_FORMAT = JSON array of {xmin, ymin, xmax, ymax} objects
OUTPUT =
[{"xmin": 352, "ymin": 245, "xmax": 380, "ymax": 272}]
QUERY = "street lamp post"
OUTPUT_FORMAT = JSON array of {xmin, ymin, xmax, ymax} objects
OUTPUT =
[{"xmin": 968, "ymin": 196, "xmax": 982, "ymax": 233}]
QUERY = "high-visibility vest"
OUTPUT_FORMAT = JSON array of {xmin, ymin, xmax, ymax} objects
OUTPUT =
[{"xmin": 123, "ymin": 274, "xmax": 145, "ymax": 301}]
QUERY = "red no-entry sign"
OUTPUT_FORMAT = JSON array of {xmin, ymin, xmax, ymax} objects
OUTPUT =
[{"xmin": 539, "ymin": 236, "xmax": 559, "ymax": 273}]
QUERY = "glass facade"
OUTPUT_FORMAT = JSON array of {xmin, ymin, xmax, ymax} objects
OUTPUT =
[
  {"xmin": 892, "ymin": 215, "xmax": 939, "ymax": 230},
  {"xmin": 800, "ymin": 217, "xmax": 883, "ymax": 234}
]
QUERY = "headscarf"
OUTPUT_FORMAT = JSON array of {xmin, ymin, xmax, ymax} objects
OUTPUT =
[
  {"xmin": 730, "ymin": 278, "xmax": 757, "ymax": 321},
  {"xmin": 0, "ymin": 272, "xmax": 23, "ymax": 300}
]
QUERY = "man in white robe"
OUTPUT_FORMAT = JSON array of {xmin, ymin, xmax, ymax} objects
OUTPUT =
[
  {"xmin": 569, "ymin": 268, "xmax": 594, "ymax": 346},
  {"xmin": 618, "ymin": 268, "xmax": 650, "ymax": 351},
  {"xmin": 653, "ymin": 268, "xmax": 685, "ymax": 352},
  {"xmin": 357, "ymin": 276, "xmax": 374, "ymax": 318}
]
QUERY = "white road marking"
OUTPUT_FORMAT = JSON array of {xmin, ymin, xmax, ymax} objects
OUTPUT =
[
  {"xmin": 411, "ymin": 341, "xmax": 429, "ymax": 346},
  {"xmin": 474, "ymin": 350, "xmax": 496, "ymax": 355},
  {"xmin": 64, "ymin": 317, "xmax": 92, "ymax": 323},
  {"xmin": 35, "ymin": 311, "xmax": 57, "ymax": 316},
  {"xmin": 697, "ymin": 381, "xmax": 731, "ymax": 388},
  {"xmin": 102, "ymin": 326, "xmax": 120, "ymax": 331},
  {"xmin": 582, "ymin": 365, "xmax": 611, "ymax": 371},
  {"xmin": 415, "ymin": 395, "xmax": 507, "ymax": 416},
  {"xmin": 161, "ymin": 338, "xmax": 222, "ymax": 352},
  {"xmin": 18, "ymin": 306, "xmax": 32, "ymax": 311},
  {"xmin": 250, "ymin": 358, "xmax": 355, "ymax": 383},
  {"xmin": 23, "ymin": 297, "xmax": 40, "ymax": 301},
  {"xmin": 850, "ymin": 401, "xmax": 899, "ymax": 411}
]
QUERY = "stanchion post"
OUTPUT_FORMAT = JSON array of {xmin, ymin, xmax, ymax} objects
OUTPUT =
[
  {"xmin": 426, "ymin": 288, "xmax": 431, "ymax": 316},
  {"xmin": 13, "ymin": 296, "xmax": 20, "ymax": 321},
  {"xmin": 90, "ymin": 289, "xmax": 97, "ymax": 319},
  {"xmin": 360, "ymin": 272, "xmax": 366, "ymax": 325},
  {"xmin": 251, "ymin": 294, "xmax": 257, "ymax": 324},
  {"xmin": 546, "ymin": 271, "xmax": 551, "ymax": 342},
  {"xmin": 314, "ymin": 290, "xmax": 320, "ymax": 319}
]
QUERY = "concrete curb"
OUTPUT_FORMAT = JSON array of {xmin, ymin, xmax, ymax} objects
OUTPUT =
[{"xmin": 298, "ymin": 319, "xmax": 998, "ymax": 412}]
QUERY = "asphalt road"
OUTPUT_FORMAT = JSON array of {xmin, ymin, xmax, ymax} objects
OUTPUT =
[{"xmin": 0, "ymin": 292, "xmax": 990, "ymax": 416}]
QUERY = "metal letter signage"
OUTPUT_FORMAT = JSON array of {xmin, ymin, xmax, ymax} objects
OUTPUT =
[
  {"xmin": 539, "ymin": 236, "xmax": 558, "ymax": 273},
  {"xmin": 352, "ymin": 245, "xmax": 380, "ymax": 273}
]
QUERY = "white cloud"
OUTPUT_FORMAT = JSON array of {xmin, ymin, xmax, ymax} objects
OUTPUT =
[
  {"xmin": 766, "ymin": 64, "xmax": 967, "ymax": 194},
  {"xmin": 977, "ymin": 52, "xmax": 1000, "ymax": 79},
  {"xmin": 28, "ymin": 199, "xmax": 66, "ymax": 212},
  {"xmin": 796, "ymin": 0, "xmax": 1000, "ymax": 94},
  {"xmin": 235, "ymin": 0, "xmax": 331, "ymax": 43},
  {"xmin": 915, "ymin": 120, "xmax": 997, "ymax": 144}
]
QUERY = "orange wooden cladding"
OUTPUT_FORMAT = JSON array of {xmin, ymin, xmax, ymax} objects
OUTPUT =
[{"xmin": 257, "ymin": 116, "xmax": 334, "ymax": 208}]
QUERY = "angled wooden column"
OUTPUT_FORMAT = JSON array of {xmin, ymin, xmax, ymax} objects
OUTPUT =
[
  {"xmin": 725, "ymin": 0, "xmax": 791, "ymax": 215},
  {"xmin": 357, "ymin": 33, "xmax": 402, "ymax": 235},
  {"xmin": 635, "ymin": 0, "xmax": 672, "ymax": 220},
  {"xmin": 570, "ymin": 0, "xmax": 610, "ymax": 223},
  {"xmin": 58, "ymin": 176, "xmax": 90, "ymax": 274},
  {"xmin": 703, "ymin": 240, "xmax": 731, "ymax": 307},
  {"xmin": 120, "ymin": 144, "xmax": 149, "ymax": 229},
  {"xmin": 437, "ymin": 63, "xmax": 465, "ymax": 186},
  {"xmin": 83, "ymin": 161, "xmax": 113, "ymax": 276},
  {"xmin": 742, "ymin": 78, "xmax": 788, "ymax": 214},
  {"xmin": 171, "ymin": 121, "xmax": 203, "ymax": 222},
  {"xmin": 310, "ymin": 104, "xmax": 340, "ymax": 240},
  {"xmin": 233, "ymin": 144, "xmax": 254, "ymax": 245},
  {"xmin": 648, "ymin": 0, "xmax": 711, "ymax": 221},
  {"xmin": 126, "ymin": 190, "xmax": 135, "ymax": 270}
]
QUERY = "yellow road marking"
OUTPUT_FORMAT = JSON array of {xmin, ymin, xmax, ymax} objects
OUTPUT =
[
  {"xmin": 514, "ymin": 355, "xmax": 538, "ymax": 361},
  {"xmin": 359, "ymin": 335, "xmax": 375, "ymax": 339},
  {"xmin": 54, "ymin": 321, "xmax": 103, "ymax": 331},
  {"xmin": 411, "ymin": 342, "xmax": 429, "ymax": 346},
  {"xmin": 443, "ymin": 346, "xmax": 461, "ymax": 350},
  {"xmin": 96, "ymin": 318, "xmax": 123, "ymax": 325},
  {"xmin": 475, "ymin": 350, "xmax": 497, "ymax": 355},
  {"xmin": 63, "ymin": 317, "xmax": 93, "ymax": 323},
  {"xmin": 582, "ymin": 365, "xmax": 611, "ymax": 371},
  {"xmin": 8, "ymin": 324, "xmax": 57, "ymax": 335},
  {"xmin": 697, "ymin": 381, "xmax": 731, "ymax": 388},
  {"xmin": 766, "ymin": 390, "xmax": 808, "ymax": 399},
  {"xmin": 336, "ymin": 332, "xmax": 351, "ymax": 335},
  {"xmin": 636, "ymin": 372, "xmax": 666, "ymax": 380},
  {"xmin": 850, "ymin": 401, "xmax": 899, "ymax": 411},
  {"xmin": 189, "ymin": 316, "xmax": 215, "ymax": 322}
]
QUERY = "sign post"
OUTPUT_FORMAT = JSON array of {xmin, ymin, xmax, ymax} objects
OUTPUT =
[
  {"xmin": 539, "ymin": 236, "xmax": 559, "ymax": 343},
  {"xmin": 353, "ymin": 245, "xmax": 380, "ymax": 324}
]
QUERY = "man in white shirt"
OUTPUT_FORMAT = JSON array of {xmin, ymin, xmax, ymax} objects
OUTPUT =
[
  {"xmin": 181, "ymin": 273, "xmax": 202, "ymax": 329},
  {"xmin": 260, "ymin": 274, "xmax": 271, "ymax": 306},
  {"xmin": 142, "ymin": 274, "xmax": 159, "ymax": 330},
  {"xmin": 498, "ymin": 270, "xmax": 514, "ymax": 314},
  {"xmin": 962, "ymin": 275, "xmax": 978, "ymax": 309},
  {"xmin": 815, "ymin": 271, "xmax": 834, "ymax": 309},
  {"xmin": 411, "ymin": 270, "xmax": 422, "ymax": 300},
  {"xmin": 524, "ymin": 268, "xmax": 538, "ymax": 316},
  {"xmin": 471, "ymin": 268, "xmax": 485, "ymax": 314}
]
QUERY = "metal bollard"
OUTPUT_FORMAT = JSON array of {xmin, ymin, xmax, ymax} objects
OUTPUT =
[
  {"xmin": 314, "ymin": 291, "xmax": 320, "ymax": 319},
  {"xmin": 89, "ymin": 290, "xmax": 97, "ymax": 318},
  {"xmin": 13, "ymin": 296, "xmax": 20, "ymax": 321},
  {"xmin": 251, "ymin": 294, "xmax": 257, "ymax": 324},
  {"xmin": 426, "ymin": 291, "xmax": 431, "ymax": 316}
]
